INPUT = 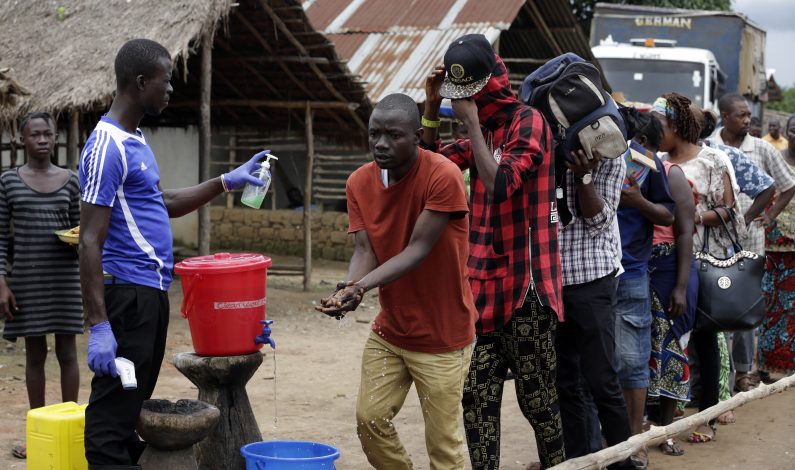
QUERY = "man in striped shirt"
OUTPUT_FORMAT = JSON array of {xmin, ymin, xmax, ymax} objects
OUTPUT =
[{"xmin": 79, "ymin": 39, "xmax": 266, "ymax": 468}]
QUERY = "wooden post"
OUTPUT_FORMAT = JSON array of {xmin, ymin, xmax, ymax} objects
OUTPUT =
[
  {"xmin": 226, "ymin": 135, "xmax": 236, "ymax": 209},
  {"xmin": 66, "ymin": 111, "xmax": 80, "ymax": 170},
  {"xmin": 198, "ymin": 31, "xmax": 213, "ymax": 256},
  {"xmin": 10, "ymin": 121, "xmax": 18, "ymax": 168},
  {"xmin": 173, "ymin": 352, "xmax": 263, "ymax": 470},
  {"xmin": 303, "ymin": 102, "xmax": 314, "ymax": 291},
  {"xmin": 271, "ymin": 176, "xmax": 277, "ymax": 210}
]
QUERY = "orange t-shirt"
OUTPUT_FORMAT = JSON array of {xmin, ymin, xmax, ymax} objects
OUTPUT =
[{"xmin": 346, "ymin": 148, "xmax": 477, "ymax": 353}]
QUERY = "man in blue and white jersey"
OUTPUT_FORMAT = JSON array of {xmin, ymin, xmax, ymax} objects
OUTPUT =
[{"xmin": 79, "ymin": 38, "xmax": 268, "ymax": 469}]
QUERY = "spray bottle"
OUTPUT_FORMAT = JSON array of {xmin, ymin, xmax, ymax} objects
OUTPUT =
[{"xmin": 241, "ymin": 154, "xmax": 278, "ymax": 209}]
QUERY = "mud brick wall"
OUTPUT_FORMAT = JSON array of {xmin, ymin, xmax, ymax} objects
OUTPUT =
[{"xmin": 210, "ymin": 208, "xmax": 354, "ymax": 261}]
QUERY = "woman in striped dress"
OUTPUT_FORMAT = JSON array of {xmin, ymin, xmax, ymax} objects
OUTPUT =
[{"xmin": 0, "ymin": 112, "xmax": 83, "ymax": 459}]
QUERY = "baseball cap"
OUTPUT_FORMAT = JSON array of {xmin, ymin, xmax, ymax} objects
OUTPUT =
[{"xmin": 440, "ymin": 34, "xmax": 496, "ymax": 99}]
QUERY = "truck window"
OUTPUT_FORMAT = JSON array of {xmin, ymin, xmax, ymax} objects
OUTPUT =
[{"xmin": 598, "ymin": 58, "xmax": 705, "ymax": 106}]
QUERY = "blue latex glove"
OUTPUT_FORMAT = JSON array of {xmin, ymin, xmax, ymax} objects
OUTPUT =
[
  {"xmin": 88, "ymin": 321, "xmax": 118, "ymax": 377},
  {"xmin": 223, "ymin": 150, "xmax": 271, "ymax": 191},
  {"xmin": 255, "ymin": 320, "xmax": 276, "ymax": 349}
]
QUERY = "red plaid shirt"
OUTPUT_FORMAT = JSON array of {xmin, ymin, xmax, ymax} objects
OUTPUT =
[{"xmin": 423, "ymin": 57, "xmax": 563, "ymax": 333}]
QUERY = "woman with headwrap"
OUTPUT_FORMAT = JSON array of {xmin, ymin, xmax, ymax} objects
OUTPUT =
[{"xmin": 653, "ymin": 92, "xmax": 741, "ymax": 444}]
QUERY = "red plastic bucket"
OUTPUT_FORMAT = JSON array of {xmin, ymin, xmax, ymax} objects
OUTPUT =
[{"xmin": 174, "ymin": 253, "xmax": 272, "ymax": 356}]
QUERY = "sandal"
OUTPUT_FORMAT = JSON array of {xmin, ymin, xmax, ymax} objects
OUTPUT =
[
  {"xmin": 756, "ymin": 370, "xmax": 775, "ymax": 384},
  {"xmin": 659, "ymin": 438, "xmax": 685, "ymax": 456},
  {"xmin": 734, "ymin": 373, "xmax": 759, "ymax": 393},
  {"xmin": 629, "ymin": 449, "xmax": 648, "ymax": 469},
  {"xmin": 717, "ymin": 410, "xmax": 736, "ymax": 425},
  {"xmin": 687, "ymin": 424, "xmax": 716, "ymax": 443},
  {"xmin": 12, "ymin": 443, "xmax": 26, "ymax": 459}
]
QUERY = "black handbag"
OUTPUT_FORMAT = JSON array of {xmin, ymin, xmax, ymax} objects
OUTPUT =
[{"xmin": 695, "ymin": 208, "xmax": 765, "ymax": 332}]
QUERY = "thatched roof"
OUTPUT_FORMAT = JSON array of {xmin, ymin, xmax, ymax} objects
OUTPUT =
[
  {"xmin": 0, "ymin": 0, "xmax": 371, "ymax": 136},
  {"xmin": 0, "ymin": 0, "xmax": 231, "ymax": 123}
]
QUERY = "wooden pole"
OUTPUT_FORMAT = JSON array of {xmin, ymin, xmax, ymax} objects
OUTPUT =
[
  {"xmin": 271, "ymin": 176, "xmax": 277, "ymax": 211},
  {"xmin": 198, "ymin": 30, "xmax": 213, "ymax": 256},
  {"xmin": 256, "ymin": 0, "xmax": 367, "ymax": 131},
  {"xmin": 523, "ymin": 1, "xmax": 563, "ymax": 56},
  {"xmin": 226, "ymin": 135, "xmax": 236, "ymax": 209},
  {"xmin": 66, "ymin": 110, "xmax": 80, "ymax": 170},
  {"xmin": 10, "ymin": 121, "xmax": 18, "ymax": 168},
  {"xmin": 303, "ymin": 102, "xmax": 314, "ymax": 292},
  {"xmin": 550, "ymin": 375, "xmax": 795, "ymax": 470}
]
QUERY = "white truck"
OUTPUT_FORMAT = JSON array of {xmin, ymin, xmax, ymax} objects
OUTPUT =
[
  {"xmin": 592, "ymin": 36, "xmax": 725, "ymax": 110},
  {"xmin": 590, "ymin": 3, "xmax": 767, "ymax": 113}
]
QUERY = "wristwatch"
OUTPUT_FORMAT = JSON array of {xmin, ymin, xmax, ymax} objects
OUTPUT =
[{"xmin": 580, "ymin": 172, "xmax": 593, "ymax": 185}]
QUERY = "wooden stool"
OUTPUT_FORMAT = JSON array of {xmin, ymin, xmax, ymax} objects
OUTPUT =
[
  {"xmin": 173, "ymin": 352, "xmax": 263, "ymax": 470},
  {"xmin": 136, "ymin": 399, "xmax": 219, "ymax": 470}
]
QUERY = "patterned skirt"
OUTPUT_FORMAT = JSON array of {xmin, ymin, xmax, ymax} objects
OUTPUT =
[
  {"xmin": 648, "ymin": 291, "xmax": 691, "ymax": 401},
  {"xmin": 718, "ymin": 332, "xmax": 731, "ymax": 401},
  {"xmin": 759, "ymin": 252, "xmax": 795, "ymax": 373}
]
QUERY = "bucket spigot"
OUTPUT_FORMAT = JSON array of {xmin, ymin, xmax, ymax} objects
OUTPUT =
[{"xmin": 255, "ymin": 320, "xmax": 275, "ymax": 349}]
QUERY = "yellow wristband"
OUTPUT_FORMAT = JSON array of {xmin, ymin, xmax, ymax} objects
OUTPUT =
[{"xmin": 421, "ymin": 116, "xmax": 441, "ymax": 128}]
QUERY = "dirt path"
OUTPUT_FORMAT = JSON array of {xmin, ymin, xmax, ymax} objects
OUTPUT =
[{"xmin": 1, "ymin": 256, "xmax": 793, "ymax": 469}]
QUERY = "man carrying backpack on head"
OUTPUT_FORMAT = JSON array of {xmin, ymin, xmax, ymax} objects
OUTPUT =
[
  {"xmin": 518, "ymin": 52, "xmax": 639, "ymax": 469},
  {"xmin": 421, "ymin": 34, "xmax": 564, "ymax": 470}
]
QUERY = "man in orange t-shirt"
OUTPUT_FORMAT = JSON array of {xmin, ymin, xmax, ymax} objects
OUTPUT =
[{"xmin": 317, "ymin": 93, "xmax": 476, "ymax": 469}]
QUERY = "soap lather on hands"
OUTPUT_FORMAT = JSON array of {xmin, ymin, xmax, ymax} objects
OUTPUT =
[{"xmin": 315, "ymin": 281, "xmax": 366, "ymax": 319}]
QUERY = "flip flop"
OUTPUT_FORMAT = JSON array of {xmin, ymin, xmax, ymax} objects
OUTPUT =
[
  {"xmin": 659, "ymin": 438, "xmax": 685, "ymax": 456},
  {"xmin": 12, "ymin": 443, "xmax": 26, "ymax": 459}
]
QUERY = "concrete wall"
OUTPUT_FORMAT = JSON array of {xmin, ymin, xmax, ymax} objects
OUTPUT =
[
  {"xmin": 210, "ymin": 207, "xmax": 354, "ymax": 261},
  {"xmin": 144, "ymin": 126, "xmax": 201, "ymax": 248}
]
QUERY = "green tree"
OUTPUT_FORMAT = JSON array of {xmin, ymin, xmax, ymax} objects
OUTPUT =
[
  {"xmin": 571, "ymin": 0, "xmax": 731, "ymax": 31},
  {"xmin": 767, "ymin": 87, "xmax": 795, "ymax": 114}
]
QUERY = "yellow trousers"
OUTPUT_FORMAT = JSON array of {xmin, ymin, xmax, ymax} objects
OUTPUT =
[{"xmin": 356, "ymin": 332, "xmax": 473, "ymax": 469}]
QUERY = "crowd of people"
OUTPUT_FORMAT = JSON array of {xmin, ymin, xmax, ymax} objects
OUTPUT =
[
  {"xmin": 315, "ymin": 34, "xmax": 795, "ymax": 470},
  {"xmin": 0, "ymin": 34, "xmax": 793, "ymax": 470}
]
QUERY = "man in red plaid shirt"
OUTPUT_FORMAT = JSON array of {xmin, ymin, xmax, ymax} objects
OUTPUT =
[{"xmin": 421, "ymin": 34, "xmax": 564, "ymax": 469}]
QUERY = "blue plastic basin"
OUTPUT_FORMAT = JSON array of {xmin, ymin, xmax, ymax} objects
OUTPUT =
[{"xmin": 240, "ymin": 440, "xmax": 340, "ymax": 469}]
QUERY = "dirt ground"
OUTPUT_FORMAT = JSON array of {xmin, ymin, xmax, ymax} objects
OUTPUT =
[{"xmin": 1, "ymin": 256, "xmax": 793, "ymax": 469}]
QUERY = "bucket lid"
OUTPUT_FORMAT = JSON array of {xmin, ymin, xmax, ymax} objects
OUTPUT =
[{"xmin": 174, "ymin": 252, "xmax": 272, "ymax": 275}]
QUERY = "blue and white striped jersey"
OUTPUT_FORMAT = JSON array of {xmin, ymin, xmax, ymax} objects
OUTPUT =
[{"xmin": 79, "ymin": 116, "xmax": 173, "ymax": 291}]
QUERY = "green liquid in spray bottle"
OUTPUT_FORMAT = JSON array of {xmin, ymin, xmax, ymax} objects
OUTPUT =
[{"xmin": 241, "ymin": 154, "xmax": 278, "ymax": 209}]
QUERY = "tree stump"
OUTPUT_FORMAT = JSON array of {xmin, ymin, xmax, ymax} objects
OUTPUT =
[
  {"xmin": 136, "ymin": 399, "xmax": 219, "ymax": 470},
  {"xmin": 173, "ymin": 352, "xmax": 264, "ymax": 470}
]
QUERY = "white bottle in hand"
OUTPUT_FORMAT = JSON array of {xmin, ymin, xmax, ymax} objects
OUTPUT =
[{"xmin": 241, "ymin": 154, "xmax": 278, "ymax": 209}]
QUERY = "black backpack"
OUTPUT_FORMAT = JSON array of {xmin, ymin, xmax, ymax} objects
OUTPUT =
[{"xmin": 520, "ymin": 53, "xmax": 627, "ymax": 162}]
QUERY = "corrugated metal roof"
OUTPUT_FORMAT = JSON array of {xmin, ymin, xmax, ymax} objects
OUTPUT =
[
  {"xmin": 453, "ymin": 0, "xmax": 525, "ymax": 25},
  {"xmin": 306, "ymin": 0, "xmax": 524, "ymax": 33},
  {"xmin": 303, "ymin": 0, "xmax": 593, "ymax": 103},
  {"xmin": 331, "ymin": 25, "xmax": 502, "ymax": 102}
]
